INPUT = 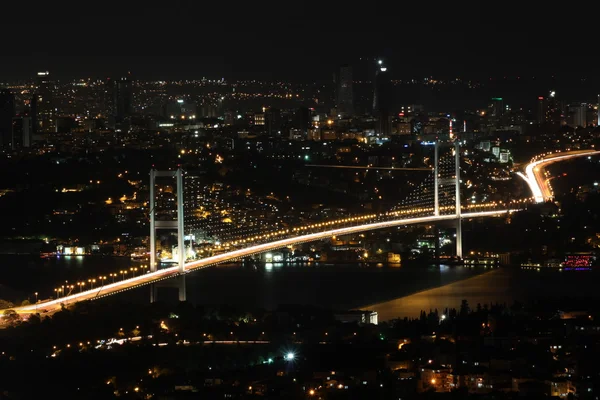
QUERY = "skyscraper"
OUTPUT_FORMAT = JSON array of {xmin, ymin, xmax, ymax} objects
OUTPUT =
[
  {"xmin": 546, "ymin": 90, "xmax": 563, "ymax": 124},
  {"xmin": 597, "ymin": 94, "xmax": 600, "ymax": 126},
  {"xmin": 373, "ymin": 60, "xmax": 392, "ymax": 135},
  {"xmin": 295, "ymin": 107, "xmax": 310, "ymax": 134},
  {"xmin": 537, "ymin": 96, "xmax": 548, "ymax": 124},
  {"xmin": 265, "ymin": 107, "xmax": 282, "ymax": 136},
  {"xmin": 113, "ymin": 76, "xmax": 133, "ymax": 124},
  {"xmin": 336, "ymin": 65, "xmax": 354, "ymax": 118},
  {"xmin": 34, "ymin": 71, "xmax": 54, "ymax": 132},
  {"xmin": 0, "ymin": 88, "xmax": 15, "ymax": 149},
  {"xmin": 11, "ymin": 116, "xmax": 32, "ymax": 149},
  {"xmin": 490, "ymin": 98, "xmax": 504, "ymax": 118}
]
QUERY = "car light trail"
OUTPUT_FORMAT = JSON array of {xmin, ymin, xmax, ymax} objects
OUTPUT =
[{"xmin": 10, "ymin": 210, "xmax": 513, "ymax": 315}]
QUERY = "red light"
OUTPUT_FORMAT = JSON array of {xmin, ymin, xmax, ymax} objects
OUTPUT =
[
  {"xmin": 399, "ymin": 112, "xmax": 405, "ymax": 117},
  {"xmin": 538, "ymin": 97, "xmax": 544, "ymax": 100}
]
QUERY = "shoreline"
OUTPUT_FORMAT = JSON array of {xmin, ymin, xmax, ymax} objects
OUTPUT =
[{"xmin": 364, "ymin": 267, "xmax": 511, "ymax": 321}]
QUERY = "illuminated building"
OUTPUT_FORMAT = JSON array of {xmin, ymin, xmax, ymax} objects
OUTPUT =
[
  {"xmin": 0, "ymin": 88, "xmax": 14, "ymax": 148},
  {"xmin": 490, "ymin": 97, "xmax": 504, "ymax": 118},
  {"xmin": 165, "ymin": 99, "xmax": 197, "ymax": 120},
  {"xmin": 537, "ymin": 91, "xmax": 564, "ymax": 125},
  {"xmin": 113, "ymin": 76, "xmax": 132, "ymax": 128},
  {"xmin": 373, "ymin": 60, "xmax": 392, "ymax": 135},
  {"xmin": 568, "ymin": 103, "xmax": 587, "ymax": 128},
  {"xmin": 34, "ymin": 71, "xmax": 55, "ymax": 132},
  {"xmin": 336, "ymin": 64, "xmax": 354, "ymax": 118},
  {"xmin": 183, "ymin": 173, "xmax": 207, "ymax": 241},
  {"xmin": 536, "ymin": 96, "xmax": 548, "ymax": 124},
  {"xmin": 254, "ymin": 113, "xmax": 265, "ymax": 126},
  {"xmin": 563, "ymin": 253, "xmax": 595, "ymax": 270}
]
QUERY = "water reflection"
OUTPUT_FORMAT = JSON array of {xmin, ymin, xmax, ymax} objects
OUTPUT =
[{"xmin": 0, "ymin": 255, "xmax": 497, "ymax": 314}]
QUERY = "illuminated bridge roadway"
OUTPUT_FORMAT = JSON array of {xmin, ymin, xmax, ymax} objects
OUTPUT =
[
  {"xmin": 12, "ymin": 209, "xmax": 514, "ymax": 315},
  {"xmin": 517, "ymin": 149, "xmax": 600, "ymax": 203}
]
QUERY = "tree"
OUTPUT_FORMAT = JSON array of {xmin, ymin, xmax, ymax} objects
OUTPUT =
[
  {"xmin": 21, "ymin": 299, "xmax": 31, "ymax": 306},
  {"xmin": 0, "ymin": 299, "xmax": 14, "ymax": 309},
  {"xmin": 3, "ymin": 309, "xmax": 21, "ymax": 326},
  {"xmin": 460, "ymin": 300, "xmax": 470, "ymax": 316}
]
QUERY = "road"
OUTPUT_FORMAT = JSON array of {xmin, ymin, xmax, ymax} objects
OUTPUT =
[
  {"xmin": 517, "ymin": 149, "xmax": 600, "ymax": 203},
  {"xmin": 8, "ymin": 209, "xmax": 513, "ymax": 315}
]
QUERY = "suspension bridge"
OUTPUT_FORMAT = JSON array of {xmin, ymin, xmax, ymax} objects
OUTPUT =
[{"xmin": 7, "ymin": 144, "xmax": 598, "ymax": 315}]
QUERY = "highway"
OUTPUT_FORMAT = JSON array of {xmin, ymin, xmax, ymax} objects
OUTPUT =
[
  {"xmin": 9, "ymin": 209, "xmax": 513, "ymax": 315},
  {"xmin": 517, "ymin": 149, "xmax": 600, "ymax": 203}
]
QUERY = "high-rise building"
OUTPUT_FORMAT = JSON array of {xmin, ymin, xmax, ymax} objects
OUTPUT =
[
  {"xmin": 34, "ymin": 71, "xmax": 55, "ymax": 132},
  {"xmin": 546, "ymin": 91, "xmax": 563, "ymax": 124},
  {"xmin": 113, "ymin": 76, "xmax": 133, "ymax": 123},
  {"xmin": 597, "ymin": 94, "xmax": 600, "ymax": 126},
  {"xmin": 568, "ymin": 103, "xmax": 587, "ymax": 128},
  {"xmin": 183, "ymin": 173, "xmax": 206, "ymax": 242},
  {"xmin": 265, "ymin": 107, "xmax": 281, "ymax": 136},
  {"xmin": 11, "ymin": 116, "xmax": 32, "ymax": 149},
  {"xmin": 373, "ymin": 60, "xmax": 392, "ymax": 135},
  {"xmin": 295, "ymin": 107, "xmax": 310, "ymax": 134},
  {"xmin": 336, "ymin": 65, "xmax": 354, "ymax": 118},
  {"xmin": 0, "ymin": 88, "xmax": 15, "ymax": 149},
  {"xmin": 490, "ymin": 98, "xmax": 504, "ymax": 118},
  {"xmin": 537, "ymin": 96, "xmax": 548, "ymax": 124},
  {"xmin": 30, "ymin": 95, "xmax": 38, "ymax": 134}
]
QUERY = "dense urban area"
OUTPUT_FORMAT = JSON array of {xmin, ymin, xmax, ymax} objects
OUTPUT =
[{"xmin": 1, "ymin": 55, "xmax": 600, "ymax": 398}]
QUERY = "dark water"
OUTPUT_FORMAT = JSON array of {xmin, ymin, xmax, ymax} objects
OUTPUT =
[
  {"xmin": 2, "ymin": 255, "xmax": 597, "ymax": 319},
  {"xmin": 0, "ymin": 255, "xmax": 133, "ymax": 302},
  {"xmin": 0, "ymin": 255, "xmax": 487, "ymax": 309},
  {"xmin": 370, "ymin": 267, "xmax": 600, "ymax": 320}
]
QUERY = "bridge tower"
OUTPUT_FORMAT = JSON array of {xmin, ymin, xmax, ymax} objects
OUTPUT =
[
  {"xmin": 149, "ymin": 168, "xmax": 186, "ymax": 302},
  {"xmin": 433, "ymin": 140, "xmax": 462, "ymax": 259},
  {"xmin": 454, "ymin": 140, "xmax": 462, "ymax": 259}
]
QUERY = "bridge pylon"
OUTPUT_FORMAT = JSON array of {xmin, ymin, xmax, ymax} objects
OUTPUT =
[
  {"xmin": 432, "ymin": 140, "xmax": 462, "ymax": 259},
  {"xmin": 454, "ymin": 141, "xmax": 462, "ymax": 259},
  {"xmin": 149, "ymin": 168, "xmax": 186, "ymax": 303}
]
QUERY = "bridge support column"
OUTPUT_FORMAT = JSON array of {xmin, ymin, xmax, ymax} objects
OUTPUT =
[
  {"xmin": 178, "ymin": 274, "xmax": 186, "ymax": 302},
  {"xmin": 176, "ymin": 169, "xmax": 185, "ymax": 274},
  {"xmin": 150, "ymin": 169, "xmax": 157, "ymax": 273},
  {"xmin": 434, "ymin": 224, "xmax": 440, "ymax": 262},
  {"xmin": 150, "ymin": 284, "xmax": 157, "ymax": 303},
  {"xmin": 434, "ymin": 141, "xmax": 439, "ymax": 216},
  {"xmin": 455, "ymin": 141, "xmax": 462, "ymax": 259},
  {"xmin": 149, "ymin": 168, "xmax": 186, "ymax": 303},
  {"xmin": 150, "ymin": 275, "xmax": 186, "ymax": 303}
]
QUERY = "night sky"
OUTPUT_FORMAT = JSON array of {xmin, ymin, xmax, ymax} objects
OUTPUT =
[{"xmin": 2, "ymin": 2, "xmax": 598, "ymax": 82}]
